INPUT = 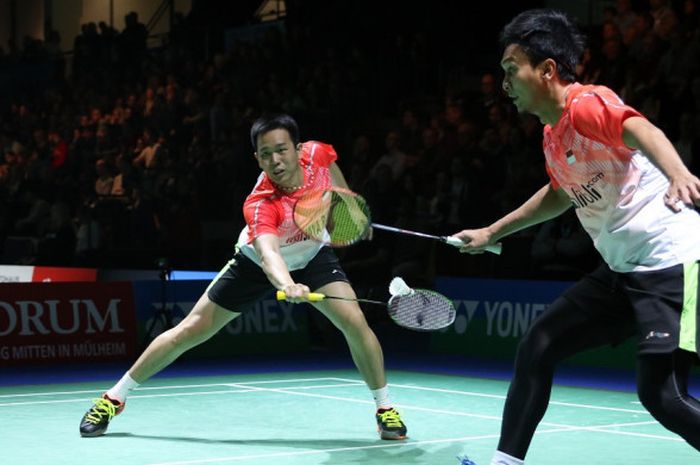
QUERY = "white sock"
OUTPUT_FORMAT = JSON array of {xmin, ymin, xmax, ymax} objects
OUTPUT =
[
  {"xmin": 491, "ymin": 450, "xmax": 524, "ymax": 465},
  {"xmin": 106, "ymin": 372, "xmax": 140, "ymax": 402},
  {"xmin": 371, "ymin": 385, "xmax": 392, "ymax": 409}
]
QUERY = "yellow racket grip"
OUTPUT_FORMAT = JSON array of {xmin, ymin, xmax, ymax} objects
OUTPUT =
[{"xmin": 275, "ymin": 290, "xmax": 326, "ymax": 302}]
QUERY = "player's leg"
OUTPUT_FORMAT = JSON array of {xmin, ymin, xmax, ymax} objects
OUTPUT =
[
  {"xmin": 79, "ymin": 293, "xmax": 239, "ymax": 437},
  {"xmin": 312, "ymin": 281, "xmax": 385, "ymax": 389},
  {"xmin": 296, "ymin": 247, "xmax": 405, "ymax": 439},
  {"xmin": 627, "ymin": 260, "xmax": 700, "ymax": 450},
  {"xmin": 129, "ymin": 293, "xmax": 238, "ymax": 383},
  {"xmin": 493, "ymin": 265, "xmax": 634, "ymax": 464},
  {"xmin": 311, "ymin": 280, "xmax": 407, "ymax": 439},
  {"xmin": 637, "ymin": 350, "xmax": 700, "ymax": 451},
  {"xmin": 296, "ymin": 247, "xmax": 388, "ymax": 389},
  {"xmin": 79, "ymin": 254, "xmax": 268, "ymax": 437}
]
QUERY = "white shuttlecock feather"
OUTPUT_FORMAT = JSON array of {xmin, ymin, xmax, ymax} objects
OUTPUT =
[{"xmin": 389, "ymin": 277, "xmax": 413, "ymax": 297}]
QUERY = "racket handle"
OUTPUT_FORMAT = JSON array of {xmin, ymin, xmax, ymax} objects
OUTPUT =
[
  {"xmin": 445, "ymin": 236, "xmax": 502, "ymax": 255},
  {"xmin": 275, "ymin": 290, "xmax": 326, "ymax": 302}
]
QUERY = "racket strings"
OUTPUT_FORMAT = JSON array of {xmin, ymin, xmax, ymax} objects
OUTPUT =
[
  {"xmin": 388, "ymin": 290, "xmax": 456, "ymax": 331},
  {"xmin": 327, "ymin": 193, "xmax": 370, "ymax": 245},
  {"xmin": 294, "ymin": 188, "xmax": 370, "ymax": 247}
]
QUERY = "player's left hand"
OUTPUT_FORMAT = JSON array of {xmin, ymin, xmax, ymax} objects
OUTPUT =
[{"xmin": 452, "ymin": 227, "xmax": 494, "ymax": 254}]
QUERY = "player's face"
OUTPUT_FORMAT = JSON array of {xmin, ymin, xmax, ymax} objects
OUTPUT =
[
  {"xmin": 500, "ymin": 44, "xmax": 549, "ymax": 116},
  {"xmin": 255, "ymin": 128, "xmax": 302, "ymax": 188}
]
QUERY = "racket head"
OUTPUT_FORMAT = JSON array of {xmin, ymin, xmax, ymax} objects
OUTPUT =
[
  {"xmin": 292, "ymin": 187, "xmax": 371, "ymax": 247},
  {"xmin": 387, "ymin": 289, "xmax": 456, "ymax": 331}
]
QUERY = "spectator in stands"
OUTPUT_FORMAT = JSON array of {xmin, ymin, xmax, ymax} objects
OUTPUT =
[
  {"xmin": 131, "ymin": 128, "xmax": 161, "ymax": 170},
  {"xmin": 370, "ymin": 130, "xmax": 407, "ymax": 181},
  {"xmin": 650, "ymin": 0, "xmax": 678, "ymax": 41},
  {"xmin": 74, "ymin": 205, "xmax": 101, "ymax": 265},
  {"xmin": 14, "ymin": 187, "xmax": 50, "ymax": 235},
  {"xmin": 94, "ymin": 158, "xmax": 114, "ymax": 197},
  {"xmin": 615, "ymin": 0, "xmax": 637, "ymax": 41},
  {"xmin": 37, "ymin": 201, "xmax": 76, "ymax": 265},
  {"xmin": 48, "ymin": 130, "xmax": 68, "ymax": 169}
]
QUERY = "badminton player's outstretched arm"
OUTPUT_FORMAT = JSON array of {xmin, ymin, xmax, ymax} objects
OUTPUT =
[
  {"xmin": 253, "ymin": 233, "xmax": 310, "ymax": 302},
  {"xmin": 453, "ymin": 183, "xmax": 571, "ymax": 253}
]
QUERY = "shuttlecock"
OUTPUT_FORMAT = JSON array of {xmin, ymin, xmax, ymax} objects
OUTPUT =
[{"xmin": 389, "ymin": 277, "xmax": 413, "ymax": 297}]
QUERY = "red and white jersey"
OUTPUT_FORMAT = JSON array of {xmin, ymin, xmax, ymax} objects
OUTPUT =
[
  {"xmin": 237, "ymin": 141, "xmax": 337, "ymax": 270},
  {"xmin": 544, "ymin": 83, "xmax": 700, "ymax": 272}
]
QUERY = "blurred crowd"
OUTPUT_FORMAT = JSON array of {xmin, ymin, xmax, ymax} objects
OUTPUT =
[{"xmin": 0, "ymin": 0, "xmax": 698, "ymax": 288}]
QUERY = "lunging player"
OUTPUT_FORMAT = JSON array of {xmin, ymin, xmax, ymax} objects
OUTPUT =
[{"xmin": 79, "ymin": 114, "xmax": 407, "ymax": 441}]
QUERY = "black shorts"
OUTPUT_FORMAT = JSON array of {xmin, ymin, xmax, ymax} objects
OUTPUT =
[
  {"xmin": 206, "ymin": 246, "xmax": 350, "ymax": 313},
  {"xmin": 557, "ymin": 261, "xmax": 700, "ymax": 355}
]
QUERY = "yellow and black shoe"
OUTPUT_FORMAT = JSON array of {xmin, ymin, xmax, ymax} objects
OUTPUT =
[
  {"xmin": 376, "ymin": 407, "xmax": 407, "ymax": 440},
  {"xmin": 79, "ymin": 394, "xmax": 125, "ymax": 437}
]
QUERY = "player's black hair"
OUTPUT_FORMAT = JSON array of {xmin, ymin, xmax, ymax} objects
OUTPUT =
[
  {"xmin": 250, "ymin": 114, "xmax": 300, "ymax": 150},
  {"xmin": 500, "ymin": 9, "xmax": 585, "ymax": 82}
]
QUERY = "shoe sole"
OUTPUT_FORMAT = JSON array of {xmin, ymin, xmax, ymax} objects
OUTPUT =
[
  {"xmin": 377, "ymin": 426, "xmax": 408, "ymax": 440},
  {"xmin": 80, "ymin": 429, "xmax": 107, "ymax": 438},
  {"xmin": 380, "ymin": 433, "xmax": 408, "ymax": 440}
]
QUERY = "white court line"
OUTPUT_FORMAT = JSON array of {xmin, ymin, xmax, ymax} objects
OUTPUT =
[
  {"xmin": 0, "ymin": 382, "xmax": 363, "ymax": 407},
  {"xmin": 0, "ymin": 377, "xmax": 348, "ymax": 398},
  {"xmin": 0, "ymin": 375, "xmax": 643, "ymax": 421},
  {"xmin": 225, "ymin": 382, "xmax": 505, "ymax": 421},
  {"xmin": 1, "ymin": 376, "xmax": 681, "ymax": 446},
  {"xmin": 0, "ymin": 389, "xmax": 258, "ymax": 407},
  {"xmin": 222, "ymin": 382, "xmax": 676, "ymax": 437},
  {"xmin": 329, "ymin": 377, "xmax": 649, "ymax": 415},
  {"xmin": 2, "ymin": 376, "xmax": 646, "ymax": 415}
]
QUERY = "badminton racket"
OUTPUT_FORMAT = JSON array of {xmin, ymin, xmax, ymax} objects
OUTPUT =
[
  {"xmin": 292, "ymin": 186, "xmax": 501, "ymax": 254},
  {"xmin": 276, "ymin": 277, "xmax": 456, "ymax": 331}
]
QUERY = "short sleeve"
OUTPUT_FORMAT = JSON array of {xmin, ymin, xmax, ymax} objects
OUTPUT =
[
  {"xmin": 306, "ymin": 141, "xmax": 338, "ymax": 168},
  {"xmin": 570, "ymin": 91, "xmax": 643, "ymax": 148},
  {"xmin": 544, "ymin": 161, "xmax": 560, "ymax": 190}
]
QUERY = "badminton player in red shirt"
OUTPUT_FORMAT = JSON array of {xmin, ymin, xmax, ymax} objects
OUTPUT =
[
  {"xmin": 453, "ymin": 9, "xmax": 700, "ymax": 465},
  {"xmin": 79, "ymin": 114, "xmax": 407, "ymax": 441}
]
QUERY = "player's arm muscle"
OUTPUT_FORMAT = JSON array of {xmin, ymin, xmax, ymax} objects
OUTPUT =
[
  {"xmin": 487, "ymin": 183, "xmax": 571, "ymax": 241},
  {"xmin": 622, "ymin": 116, "xmax": 691, "ymax": 181},
  {"xmin": 253, "ymin": 233, "xmax": 295, "ymax": 290}
]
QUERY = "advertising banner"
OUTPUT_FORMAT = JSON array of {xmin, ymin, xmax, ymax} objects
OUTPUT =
[
  {"xmin": 0, "ymin": 265, "xmax": 98, "ymax": 283},
  {"xmin": 32, "ymin": 266, "xmax": 98, "ymax": 282},
  {"xmin": 0, "ymin": 265, "xmax": 34, "ymax": 283},
  {"xmin": 0, "ymin": 282, "xmax": 137, "ymax": 365},
  {"xmin": 431, "ymin": 277, "xmax": 637, "ymax": 369},
  {"xmin": 131, "ymin": 280, "xmax": 310, "ymax": 358}
]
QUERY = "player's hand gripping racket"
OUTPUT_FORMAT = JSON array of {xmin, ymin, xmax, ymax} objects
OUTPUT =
[
  {"xmin": 292, "ymin": 186, "xmax": 501, "ymax": 254},
  {"xmin": 276, "ymin": 277, "xmax": 456, "ymax": 331}
]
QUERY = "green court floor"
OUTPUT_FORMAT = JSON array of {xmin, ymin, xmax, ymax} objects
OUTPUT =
[{"xmin": 1, "ymin": 369, "xmax": 696, "ymax": 465}]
